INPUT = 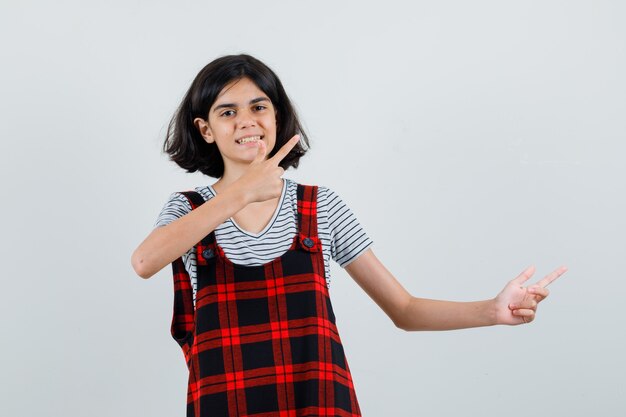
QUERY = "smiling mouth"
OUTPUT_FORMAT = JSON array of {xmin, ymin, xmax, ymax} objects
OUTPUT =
[{"xmin": 235, "ymin": 135, "xmax": 263, "ymax": 144}]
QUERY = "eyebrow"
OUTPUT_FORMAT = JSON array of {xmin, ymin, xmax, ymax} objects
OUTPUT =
[{"xmin": 212, "ymin": 97, "xmax": 270, "ymax": 113}]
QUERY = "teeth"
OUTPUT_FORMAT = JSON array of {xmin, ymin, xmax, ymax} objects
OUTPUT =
[{"xmin": 237, "ymin": 135, "xmax": 261, "ymax": 144}]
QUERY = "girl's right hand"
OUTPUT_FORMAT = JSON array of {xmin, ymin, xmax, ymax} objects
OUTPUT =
[{"xmin": 234, "ymin": 134, "xmax": 301, "ymax": 204}]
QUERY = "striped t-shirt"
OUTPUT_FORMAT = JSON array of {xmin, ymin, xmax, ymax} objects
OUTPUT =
[{"xmin": 154, "ymin": 177, "xmax": 373, "ymax": 306}]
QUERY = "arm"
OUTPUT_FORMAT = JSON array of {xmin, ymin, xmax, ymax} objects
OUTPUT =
[
  {"xmin": 131, "ymin": 186, "xmax": 248, "ymax": 279},
  {"xmin": 344, "ymin": 248, "xmax": 567, "ymax": 331}
]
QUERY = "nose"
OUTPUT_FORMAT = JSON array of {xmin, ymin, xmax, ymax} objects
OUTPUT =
[{"xmin": 236, "ymin": 109, "xmax": 256, "ymax": 129}]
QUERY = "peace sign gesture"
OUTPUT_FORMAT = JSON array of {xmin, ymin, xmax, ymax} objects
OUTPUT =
[
  {"xmin": 233, "ymin": 134, "xmax": 301, "ymax": 205},
  {"xmin": 493, "ymin": 265, "xmax": 568, "ymax": 325}
]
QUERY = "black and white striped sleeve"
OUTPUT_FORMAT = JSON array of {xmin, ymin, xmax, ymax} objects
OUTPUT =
[
  {"xmin": 153, "ymin": 192, "xmax": 193, "ymax": 228},
  {"xmin": 318, "ymin": 186, "xmax": 373, "ymax": 268}
]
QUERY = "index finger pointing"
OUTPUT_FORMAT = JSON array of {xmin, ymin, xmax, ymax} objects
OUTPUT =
[
  {"xmin": 536, "ymin": 265, "xmax": 568, "ymax": 288},
  {"xmin": 270, "ymin": 134, "xmax": 300, "ymax": 164}
]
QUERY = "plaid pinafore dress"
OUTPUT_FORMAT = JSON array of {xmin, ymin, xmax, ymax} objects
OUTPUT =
[{"xmin": 170, "ymin": 184, "xmax": 362, "ymax": 416}]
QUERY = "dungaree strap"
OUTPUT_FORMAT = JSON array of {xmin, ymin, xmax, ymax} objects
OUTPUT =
[
  {"xmin": 296, "ymin": 184, "xmax": 322, "ymax": 252},
  {"xmin": 180, "ymin": 190, "xmax": 205, "ymax": 207}
]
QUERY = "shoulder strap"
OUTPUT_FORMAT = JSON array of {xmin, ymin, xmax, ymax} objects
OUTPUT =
[
  {"xmin": 296, "ymin": 184, "xmax": 321, "ymax": 251},
  {"xmin": 179, "ymin": 190, "xmax": 205, "ymax": 209}
]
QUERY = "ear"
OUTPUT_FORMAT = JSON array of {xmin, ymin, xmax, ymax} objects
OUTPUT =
[{"xmin": 193, "ymin": 117, "xmax": 214, "ymax": 144}]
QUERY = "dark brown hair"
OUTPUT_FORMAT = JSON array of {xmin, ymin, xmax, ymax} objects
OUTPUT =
[{"xmin": 163, "ymin": 54, "xmax": 309, "ymax": 178}]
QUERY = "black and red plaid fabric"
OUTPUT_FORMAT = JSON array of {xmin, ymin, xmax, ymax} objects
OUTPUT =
[{"xmin": 170, "ymin": 183, "xmax": 362, "ymax": 416}]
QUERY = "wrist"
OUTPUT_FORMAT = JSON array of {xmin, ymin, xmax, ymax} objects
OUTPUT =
[
  {"xmin": 488, "ymin": 298, "xmax": 500, "ymax": 326},
  {"xmin": 222, "ymin": 182, "xmax": 250, "ymax": 210}
]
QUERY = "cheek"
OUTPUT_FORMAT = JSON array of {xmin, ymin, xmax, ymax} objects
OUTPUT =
[
  {"xmin": 260, "ymin": 118, "xmax": 277, "ymax": 135},
  {"xmin": 212, "ymin": 124, "xmax": 236, "ymax": 138}
]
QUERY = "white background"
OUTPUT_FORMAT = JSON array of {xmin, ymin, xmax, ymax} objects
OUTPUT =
[{"xmin": 1, "ymin": 1, "xmax": 624, "ymax": 416}]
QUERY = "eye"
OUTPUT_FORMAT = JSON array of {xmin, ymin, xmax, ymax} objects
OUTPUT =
[
  {"xmin": 220, "ymin": 110, "xmax": 235, "ymax": 117},
  {"xmin": 254, "ymin": 105, "xmax": 267, "ymax": 111}
]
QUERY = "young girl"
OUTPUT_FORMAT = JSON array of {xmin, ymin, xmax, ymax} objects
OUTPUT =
[{"xmin": 131, "ymin": 54, "xmax": 567, "ymax": 417}]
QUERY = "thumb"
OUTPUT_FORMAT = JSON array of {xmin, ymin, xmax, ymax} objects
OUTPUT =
[{"xmin": 252, "ymin": 139, "xmax": 267, "ymax": 164}]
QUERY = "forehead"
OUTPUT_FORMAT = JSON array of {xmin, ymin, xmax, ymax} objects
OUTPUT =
[{"xmin": 213, "ymin": 77, "xmax": 269, "ymax": 104}]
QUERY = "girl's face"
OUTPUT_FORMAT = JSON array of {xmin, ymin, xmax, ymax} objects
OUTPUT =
[{"xmin": 194, "ymin": 77, "xmax": 277, "ymax": 173}]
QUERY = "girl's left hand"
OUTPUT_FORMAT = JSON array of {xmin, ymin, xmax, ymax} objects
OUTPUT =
[{"xmin": 493, "ymin": 265, "xmax": 568, "ymax": 325}]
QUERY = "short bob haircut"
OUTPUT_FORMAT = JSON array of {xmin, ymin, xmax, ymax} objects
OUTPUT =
[{"xmin": 163, "ymin": 54, "xmax": 310, "ymax": 178}]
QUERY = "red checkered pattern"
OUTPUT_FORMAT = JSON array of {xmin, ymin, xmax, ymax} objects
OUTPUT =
[{"xmin": 170, "ymin": 184, "xmax": 362, "ymax": 416}]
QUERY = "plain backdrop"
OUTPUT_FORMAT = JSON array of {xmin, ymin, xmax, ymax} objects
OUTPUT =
[{"xmin": 1, "ymin": 1, "xmax": 624, "ymax": 416}]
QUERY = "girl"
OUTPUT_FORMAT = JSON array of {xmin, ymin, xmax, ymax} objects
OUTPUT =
[{"xmin": 131, "ymin": 54, "xmax": 567, "ymax": 417}]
